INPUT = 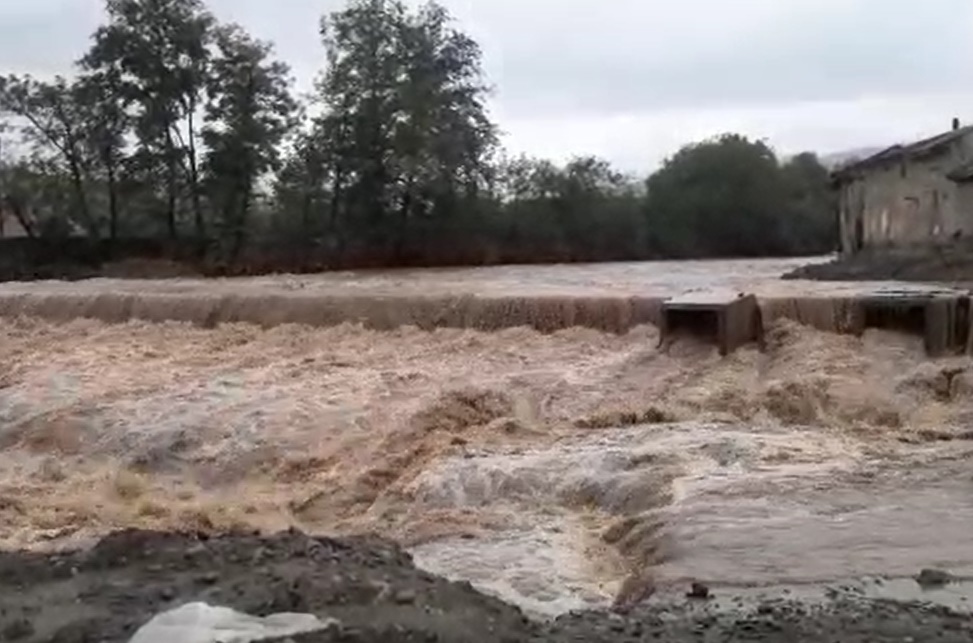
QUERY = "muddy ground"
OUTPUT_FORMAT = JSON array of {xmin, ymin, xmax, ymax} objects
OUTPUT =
[
  {"xmin": 783, "ymin": 248, "xmax": 973, "ymax": 284},
  {"xmin": 1, "ymin": 529, "xmax": 971, "ymax": 643}
]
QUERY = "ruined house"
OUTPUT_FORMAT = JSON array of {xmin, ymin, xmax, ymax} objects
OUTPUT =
[{"xmin": 834, "ymin": 119, "xmax": 973, "ymax": 257}]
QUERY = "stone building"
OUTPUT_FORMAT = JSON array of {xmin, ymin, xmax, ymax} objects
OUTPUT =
[{"xmin": 834, "ymin": 119, "xmax": 973, "ymax": 257}]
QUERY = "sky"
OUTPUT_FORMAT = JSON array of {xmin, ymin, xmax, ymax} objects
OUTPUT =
[{"xmin": 2, "ymin": 0, "xmax": 972, "ymax": 172}]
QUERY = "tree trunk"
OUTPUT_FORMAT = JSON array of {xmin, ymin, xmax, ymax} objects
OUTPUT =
[
  {"xmin": 231, "ymin": 183, "xmax": 251, "ymax": 264},
  {"xmin": 164, "ymin": 128, "xmax": 178, "ymax": 240},
  {"xmin": 6, "ymin": 196, "xmax": 36, "ymax": 240},
  {"xmin": 50, "ymin": 99, "xmax": 96, "ymax": 239},
  {"xmin": 187, "ymin": 107, "xmax": 204, "ymax": 244},
  {"xmin": 300, "ymin": 177, "xmax": 313, "ymax": 264},
  {"xmin": 66, "ymin": 155, "xmax": 95, "ymax": 239},
  {"xmin": 395, "ymin": 176, "xmax": 414, "ymax": 264},
  {"xmin": 329, "ymin": 165, "xmax": 345, "ymax": 264},
  {"xmin": 105, "ymin": 149, "xmax": 119, "ymax": 244}
]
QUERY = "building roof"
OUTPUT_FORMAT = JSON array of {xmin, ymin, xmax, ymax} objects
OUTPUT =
[{"xmin": 833, "ymin": 124, "xmax": 973, "ymax": 182}]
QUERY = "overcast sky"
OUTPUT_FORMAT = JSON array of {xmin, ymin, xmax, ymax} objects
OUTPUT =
[{"xmin": 3, "ymin": 0, "xmax": 972, "ymax": 171}]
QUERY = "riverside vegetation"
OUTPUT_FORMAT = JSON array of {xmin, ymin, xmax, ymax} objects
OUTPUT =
[{"xmin": 0, "ymin": 0, "xmax": 836, "ymax": 275}]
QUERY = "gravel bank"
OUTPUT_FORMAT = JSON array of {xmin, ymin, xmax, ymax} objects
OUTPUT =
[{"xmin": 2, "ymin": 529, "xmax": 972, "ymax": 643}]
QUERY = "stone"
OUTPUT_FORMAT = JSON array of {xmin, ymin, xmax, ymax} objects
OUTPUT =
[
  {"xmin": 686, "ymin": 582, "xmax": 711, "ymax": 600},
  {"xmin": 197, "ymin": 571, "xmax": 220, "ymax": 585},
  {"xmin": 916, "ymin": 569, "xmax": 952, "ymax": 588},
  {"xmin": 394, "ymin": 589, "xmax": 417, "ymax": 605}
]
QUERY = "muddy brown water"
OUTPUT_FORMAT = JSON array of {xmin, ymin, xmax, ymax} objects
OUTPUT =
[
  {"xmin": 0, "ymin": 255, "xmax": 960, "ymax": 299},
  {"xmin": 1, "ymin": 257, "xmax": 973, "ymax": 621}
]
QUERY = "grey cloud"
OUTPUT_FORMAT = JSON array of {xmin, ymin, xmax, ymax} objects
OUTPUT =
[
  {"xmin": 476, "ymin": 0, "xmax": 973, "ymax": 115},
  {"xmin": 3, "ymin": 0, "xmax": 970, "ymax": 111},
  {"xmin": 0, "ymin": 2, "xmax": 101, "ymax": 76},
  {"xmin": 1, "ymin": 0, "xmax": 971, "ymax": 169}
]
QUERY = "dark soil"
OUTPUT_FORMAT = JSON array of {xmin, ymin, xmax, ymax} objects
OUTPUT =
[
  {"xmin": 783, "ymin": 249, "xmax": 973, "ymax": 283},
  {"xmin": 1, "ymin": 529, "xmax": 972, "ymax": 643}
]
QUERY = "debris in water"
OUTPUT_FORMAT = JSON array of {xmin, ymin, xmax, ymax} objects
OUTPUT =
[
  {"xmin": 916, "ymin": 569, "xmax": 952, "ymax": 588},
  {"xmin": 687, "ymin": 581, "xmax": 711, "ymax": 600}
]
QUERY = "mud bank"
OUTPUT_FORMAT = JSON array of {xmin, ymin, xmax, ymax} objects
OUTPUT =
[
  {"xmin": 1, "ymin": 529, "xmax": 972, "ymax": 643},
  {"xmin": 784, "ymin": 250, "xmax": 973, "ymax": 284}
]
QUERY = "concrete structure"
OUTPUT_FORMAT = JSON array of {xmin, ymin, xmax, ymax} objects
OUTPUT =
[
  {"xmin": 834, "ymin": 119, "xmax": 973, "ymax": 257},
  {"xmin": 659, "ymin": 291, "xmax": 765, "ymax": 356}
]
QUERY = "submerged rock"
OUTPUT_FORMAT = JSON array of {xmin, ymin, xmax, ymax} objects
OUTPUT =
[{"xmin": 916, "ymin": 569, "xmax": 952, "ymax": 588}]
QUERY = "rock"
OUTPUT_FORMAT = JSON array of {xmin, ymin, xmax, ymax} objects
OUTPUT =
[
  {"xmin": 251, "ymin": 546, "xmax": 269, "ymax": 565},
  {"xmin": 197, "ymin": 571, "xmax": 220, "ymax": 586},
  {"xmin": 184, "ymin": 544, "xmax": 207, "ymax": 561},
  {"xmin": 916, "ymin": 569, "xmax": 952, "ymax": 588},
  {"xmin": 686, "ymin": 582, "xmax": 711, "ymax": 600},
  {"xmin": 394, "ymin": 589, "xmax": 418, "ymax": 605}
]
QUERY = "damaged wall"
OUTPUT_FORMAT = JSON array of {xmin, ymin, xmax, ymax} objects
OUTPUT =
[{"xmin": 837, "ymin": 127, "xmax": 973, "ymax": 256}]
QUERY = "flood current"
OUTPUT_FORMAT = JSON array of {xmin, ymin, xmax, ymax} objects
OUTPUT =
[{"xmin": 1, "ymin": 257, "xmax": 972, "ymax": 616}]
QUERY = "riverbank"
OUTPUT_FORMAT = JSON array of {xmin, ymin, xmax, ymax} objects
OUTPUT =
[
  {"xmin": 784, "ymin": 247, "xmax": 973, "ymax": 284},
  {"xmin": 2, "ymin": 529, "xmax": 971, "ymax": 643}
]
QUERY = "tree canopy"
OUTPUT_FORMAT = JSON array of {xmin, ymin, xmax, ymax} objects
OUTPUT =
[{"xmin": 0, "ymin": 0, "xmax": 836, "ymax": 275}]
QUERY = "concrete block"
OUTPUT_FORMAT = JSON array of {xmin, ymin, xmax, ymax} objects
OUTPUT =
[{"xmin": 659, "ymin": 292, "xmax": 764, "ymax": 356}]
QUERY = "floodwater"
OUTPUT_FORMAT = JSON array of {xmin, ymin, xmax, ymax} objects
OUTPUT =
[
  {"xmin": 1, "ymin": 257, "xmax": 972, "ymax": 617},
  {"xmin": 0, "ymin": 254, "xmax": 962, "ymax": 299}
]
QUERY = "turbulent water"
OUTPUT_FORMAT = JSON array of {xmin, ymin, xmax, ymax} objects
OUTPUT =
[
  {"xmin": 1, "ymin": 258, "xmax": 973, "ymax": 616},
  {"xmin": 0, "ymin": 255, "xmax": 953, "ymax": 300}
]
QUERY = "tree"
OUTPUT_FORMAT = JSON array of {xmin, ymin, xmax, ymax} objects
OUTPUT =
[
  {"xmin": 0, "ymin": 0, "xmax": 837, "ymax": 275},
  {"xmin": 0, "ymin": 75, "xmax": 98, "ymax": 236},
  {"xmin": 391, "ymin": 3, "xmax": 497, "ymax": 230},
  {"xmin": 272, "ymin": 119, "xmax": 335, "ymax": 248},
  {"xmin": 645, "ymin": 134, "xmax": 790, "ymax": 257},
  {"xmin": 312, "ymin": 0, "xmax": 498, "ymax": 261},
  {"xmin": 493, "ymin": 155, "xmax": 643, "ymax": 262},
  {"xmin": 779, "ymin": 152, "xmax": 837, "ymax": 254},
  {"xmin": 203, "ymin": 25, "xmax": 297, "ymax": 260},
  {"xmin": 82, "ymin": 0, "xmax": 215, "ymax": 241},
  {"xmin": 315, "ymin": 0, "xmax": 402, "ymax": 251},
  {"xmin": 75, "ymin": 70, "xmax": 129, "ymax": 242}
]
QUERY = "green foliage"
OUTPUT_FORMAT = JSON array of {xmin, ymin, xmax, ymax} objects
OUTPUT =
[
  {"xmin": 0, "ymin": 0, "xmax": 836, "ymax": 272},
  {"xmin": 203, "ymin": 24, "xmax": 297, "ymax": 260},
  {"xmin": 644, "ymin": 135, "xmax": 835, "ymax": 258},
  {"xmin": 312, "ymin": 0, "xmax": 498, "ymax": 259},
  {"xmin": 0, "ymin": 75, "xmax": 99, "ymax": 236},
  {"xmin": 778, "ymin": 152, "xmax": 838, "ymax": 254},
  {"xmin": 82, "ymin": 0, "xmax": 216, "ymax": 239}
]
